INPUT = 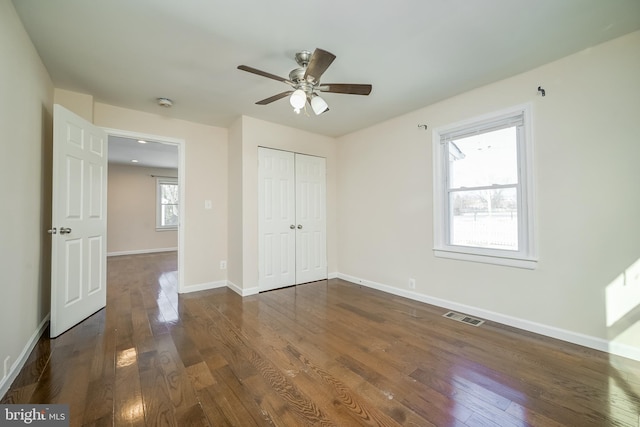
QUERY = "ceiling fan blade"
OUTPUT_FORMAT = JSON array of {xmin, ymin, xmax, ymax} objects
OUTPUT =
[
  {"xmin": 304, "ymin": 48, "xmax": 336, "ymax": 82},
  {"xmin": 256, "ymin": 91, "xmax": 293, "ymax": 105},
  {"xmin": 237, "ymin": 65, "xmax": 293, "ymax": 85},
  {"xmin": 318, "ymin": 83, "xmax": 372, "ymax": 95}
]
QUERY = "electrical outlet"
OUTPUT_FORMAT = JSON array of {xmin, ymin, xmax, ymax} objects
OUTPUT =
[
  {"xmin": 409, "ymin": 278, "xmax": 416, "ymax": 289},
  {"xmin": 220, "ymin": 260, "xmax": 227, "ymax": 270}
]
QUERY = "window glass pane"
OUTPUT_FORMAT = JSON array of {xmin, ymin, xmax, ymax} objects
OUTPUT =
[
  {"xmin": 161, "ymin": 183, "xmax": 178, "ymax": 204},
  {"xmin": 449, "ymin": 188, "xmax": 518, "ymax": 250},
  {"xmin": 162, "ymin": 205, "xmax": 179, "ymax": 226},
  {"xmin": 448, "ymin": 127, "xmax": 518, "ymax": 189}
]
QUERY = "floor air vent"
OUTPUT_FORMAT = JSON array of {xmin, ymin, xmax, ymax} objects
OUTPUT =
[{"xmin": 443, "ymin": 311, "xmax": 485, "ymax": 327}]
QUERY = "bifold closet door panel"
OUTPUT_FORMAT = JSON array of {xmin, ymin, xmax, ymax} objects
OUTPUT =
[
  {"xmin": 258, "ymin": 148, "xmax": 296, "ymax": 291},
  {"xmin": 295, "ymin": 153, "xmax": 327, "ymax": 284}
]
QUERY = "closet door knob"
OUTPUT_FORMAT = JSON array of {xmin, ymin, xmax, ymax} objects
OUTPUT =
[
  {"xmin": 290, "ymin": 225, "xmax": 295, "ymax": 229},
  {"xmin": 297, "ymin": 224, "xmax": 303, "ymax": 229}
]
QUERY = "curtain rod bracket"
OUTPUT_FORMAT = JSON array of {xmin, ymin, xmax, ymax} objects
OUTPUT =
[
  {"xmin": 537, "ymin": 86, "xmax": 546, "ymax": 97},
  {"xmin": 417, "ymin": 124, "xmax": 428, "ymax": 130}
]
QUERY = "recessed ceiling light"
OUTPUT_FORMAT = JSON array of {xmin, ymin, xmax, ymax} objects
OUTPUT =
[
  {"xmin": 138, "ymin": 140, "xmax": 147, "ymax": 144},
  {"xmin": 131, "ymin": 159, "xmax": 139, "ymax": 163}
]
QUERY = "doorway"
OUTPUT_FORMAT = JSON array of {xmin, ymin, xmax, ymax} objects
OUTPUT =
[
  {"xmin": 258, "ymin": 147, "xmax": 327, "ymax": 292},
  {"xmin": 105, "ymin": 129, "xmax": 186, "ymax": 292}
]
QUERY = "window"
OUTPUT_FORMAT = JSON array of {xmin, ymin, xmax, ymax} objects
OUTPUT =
[
  {"xmin": 432, "ymin": 105, "xmax": 536, "ymax": 268},
  {"xmin": 156, "ymin": 178, "xmax": 179, "ymax": 230}
]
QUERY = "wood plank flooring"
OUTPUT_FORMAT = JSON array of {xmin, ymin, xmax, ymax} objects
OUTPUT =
[{"xmin": 2, "ymin": 252, "xmax": 640, "ymax": 426}]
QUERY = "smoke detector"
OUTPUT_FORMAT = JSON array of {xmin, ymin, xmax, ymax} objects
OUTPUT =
[{"xmin": 157, "ymin": 97, "xmax": 173, "ymax": 108}]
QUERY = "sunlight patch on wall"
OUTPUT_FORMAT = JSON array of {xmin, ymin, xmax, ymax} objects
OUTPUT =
[
  {"xmin": 606, "ymin": 258, "xmax": 640, "ymax": 327},
  {"xmin": 606, "ymin": 258, "xmax": 640, "ymax": 361}
]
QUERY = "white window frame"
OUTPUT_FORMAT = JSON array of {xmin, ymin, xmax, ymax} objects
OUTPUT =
[
  {"xmin": 156, "ymin": 177, "xmax": 179, "ymax": 231},
  {"xmin": 432, "ymin": 104, "xmax": 537, "ymax": 269}
]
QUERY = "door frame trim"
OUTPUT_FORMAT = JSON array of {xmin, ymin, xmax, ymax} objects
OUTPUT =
[{"xmin": 103, "ymin": 127, "xmax": 186, "ymax": 293}]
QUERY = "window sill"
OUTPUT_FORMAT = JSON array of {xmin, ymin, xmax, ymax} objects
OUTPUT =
[
  {"xmin": 156, "ymin": 227, "xmax": 178, "ymax": 232},
  {"xmin": 434, "ymin": 248, "xmax": 537, "ymax": 269}
]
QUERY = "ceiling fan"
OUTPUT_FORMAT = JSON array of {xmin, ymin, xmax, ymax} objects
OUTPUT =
[{"xmin": 237, "ymin": 48, "xmax": 372, "ymax": 115}]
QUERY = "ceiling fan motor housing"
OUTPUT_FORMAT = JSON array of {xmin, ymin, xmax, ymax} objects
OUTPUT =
[
  {"xmin": 289, "ymin": 68, "xmax": 306, "ymax": 83},
  {"xmin": 289, "ymin": 68, "xmax": 316, "ymax": 97},
  {"xmin": 295, "ymin": 50, "xmax": 312, "ymax": 67}
]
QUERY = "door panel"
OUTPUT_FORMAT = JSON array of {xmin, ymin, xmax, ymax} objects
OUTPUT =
[
  {"xmin": 295, "ymin": 154, "xmax": 327, "ymax": 284},
  {"xmin": 51, "ymin": 104, "xmax": 107, "ymax": 337},
  {"xmin": 89, "ymin": 162, "xmax": 104, "ymax": 218},
  {"xmin": 258, "ymin": 148, "xmax": 296, "ymax": 291},
  {"xmin": 64, "ymin": 239, "xmax": 83, "ymax": 304},
  {"xmin": 66, "ymin": 156, "xmax": 83, "ymax": 218},
  {"xmin": 88, "ymin": 236, "xmax": 103, "ymax": 294}
]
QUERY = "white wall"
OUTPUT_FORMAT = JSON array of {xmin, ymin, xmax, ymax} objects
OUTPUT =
[
  {"xmin": 94, "ymin": 103, "xmax": 228, "ymax": 291},
  {"xmin": 0, "ymin": 0, "xmax": 53, "ymax": 395},
  {"xmin": 229, "ymin": 116, "xmax": 338, "ymax": 294},
  {"xmin": 107, "ymin": 164, "xmax": 178, "ymax": 255},
  {"xmin": 336, "ymin": 31, "xmax": 640, "ymax": 359},
  {"xmin": 227, "ymin": 118, "xmax": 244, "ymax": 289},
  {"xmin": 54, "ymin": 89, "xmax": 93, "ymax": 123}
]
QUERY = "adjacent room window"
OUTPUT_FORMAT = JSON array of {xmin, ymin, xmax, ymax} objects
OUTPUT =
[
  {"xmin": 156, "ymin": 178, "xmax": 179, "ymax": 230},
  {"xmin": 432, "ymin": 105, "xmax": 536, "ymax": 268}
]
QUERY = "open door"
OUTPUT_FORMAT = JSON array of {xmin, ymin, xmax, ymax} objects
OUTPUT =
[{"xmin": 50, "ymin": 104, "xmax": 107, "ymax": 337}]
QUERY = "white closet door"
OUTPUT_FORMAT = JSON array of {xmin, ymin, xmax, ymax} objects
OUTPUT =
[
  {"xmin": 295, "ymin": 154, "xmax": 327, "ymax": 284},
  {"xmin": 258, "ymin": 148, "xmax": 327, "ymax": 291},
  {"xmin": 258, "ymin": 148, "xmax": 296, "ymax": 291}
]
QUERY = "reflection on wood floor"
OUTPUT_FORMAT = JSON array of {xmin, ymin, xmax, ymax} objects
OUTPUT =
[{"xmin": 2, "ymin": 251, "xmax": 640, "ymax": 426}]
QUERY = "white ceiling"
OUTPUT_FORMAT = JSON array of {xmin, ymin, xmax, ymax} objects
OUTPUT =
[
  {"xmin": 13, "ymin": 0, "xmax": 640, "ymax": 138},
  {"xmin": 108, "ymin": 136, "xmax": 178, "ymax": 169}
]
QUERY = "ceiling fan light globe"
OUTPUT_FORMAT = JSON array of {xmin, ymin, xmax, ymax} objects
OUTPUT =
[
  {"xmin": 311, "ymin": 95, "xmax": 329, "ymax": 115},
  {"xmin": 289, "ymin": 89, "xmax": 306, "ymax": 109}
]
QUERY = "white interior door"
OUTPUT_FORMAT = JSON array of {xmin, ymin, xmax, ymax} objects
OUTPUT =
[
  {"xmin": 295, "ymin": 154, "xmax": 327, "ymax": 284},
  {"xmin": 258, "ymin": 148, "xmax": 296, "ymax": 291},
  {"xmin": 258, "ymin": 148, "xmax": 327, "ymax": 291},
  {"xmin": 50, "ymin": 104, "xmax": 108, "ymax": 337}
]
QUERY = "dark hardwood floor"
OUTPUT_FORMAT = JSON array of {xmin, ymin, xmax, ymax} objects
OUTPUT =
[{"xmin": 2, "ymin": 252, "xmax": 639, "ymax": 426}]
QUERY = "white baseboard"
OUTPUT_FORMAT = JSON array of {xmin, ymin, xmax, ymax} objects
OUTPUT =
[
  {"xmin": 177, "ymin": 280, "xmax": 260, "ymax": 297},
  {"xmin": 228, "ymin": 274, "xmax": 338, "ymax": 296},
  {"xmin": 178, "ymin": 280, "xmax": 227, "ymax": 294},
  {"xmin": 227, "ymin": 281, "xmax": 259, "ymax": 297},
  {"xmin": 608, "ymin": 341, "xmax": 640, "ymax": 362},
  {"xmin": 0, "ymin": 315, "xmax": 50, "ymax": 398},
  {"xmin": 338, "ymin": 273, "xmax": 640, "ymax": 362},
  {"xmin": 107, "ymin": 247, "xmax": 178, "ymax": 257}
]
